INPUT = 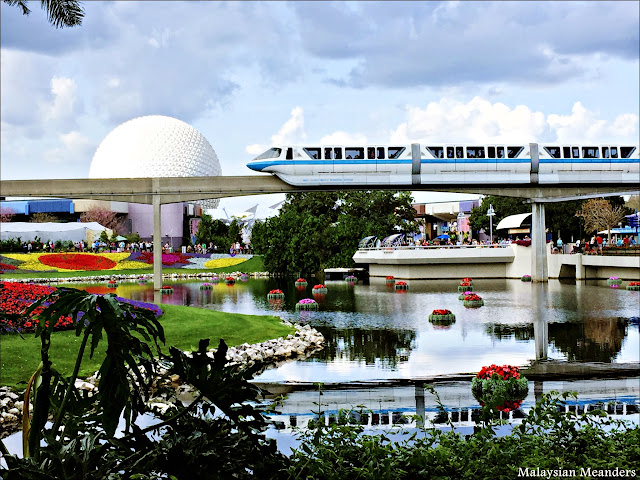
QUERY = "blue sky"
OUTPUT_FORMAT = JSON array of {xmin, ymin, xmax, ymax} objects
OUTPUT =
[{"xmin": 1, "ymin": 1, "xmax": 638, "ymax": 216}]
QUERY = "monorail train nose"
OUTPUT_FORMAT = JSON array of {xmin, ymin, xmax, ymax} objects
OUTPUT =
[{"xmin": 246, "ymin": 160, "xmax": 266, "ymax": 172}]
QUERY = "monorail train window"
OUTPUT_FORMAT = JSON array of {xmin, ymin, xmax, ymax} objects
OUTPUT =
[
  {"xmin": 303, "ymin": 147, "xmax": 321, "ymax": 159},
  {"xmin": 602, "ymin": 147, "xmax": 610, "ymax": 159},
  {"xmin": 456, "ymin": 147, "xmax": 463, "ymax": 158},
  {"xmin": 610, "ymin": 147, "xmax": 618, "ymax": 158},
  {"xmin": 488, "ymin": 147, "xmax": 495, "ymax": 158},
  {"xmin": 286, "ymin": 148, "xmax": 293, "ymax": 160},
  {"xmin": 544, "ymin": 147, "xmax": 561, "ymax": 158},
  {"xmin": 367, "ymin": 147, "xmax": 376, "ymax": 159},
  {"xmin": 377, "ymin": 147, "xmax": 385, "ymax": 159},
  {"xmin": 427, "ymin": 146, "xmax": 444, "ymax": 158},
  {"xmin": 582, "ymin": 147, "xmax": 599, "ymax": 159},
  {"xmin": 497, "ymin": 147, "xmax": 505, "ymax": 158},
  {"xmin": 447, "ymin": 147, "xmax": 454, "ymax": 158},
  {"xmin": 345, "ymin": 147, "xmax": 364, "ymax": 159},
  {"xmin": 507, "ymin": 146, "xmax": 524, "ymax": 158},
  {"xmin": 476, "ymin": 147, "xmax": 485, "ymax": 158},
  {"xmin": 255, "ymin": 148, "xmax": 282, "ymax": 160},
  {"xmin": 572, "ymin": 147, "xmax": 580, "ymax": 158},
  {"xmin": 334, "ymin": 148, "xmax": 343, "ymax": 160},
  {"xmin": 563, "ymin": 147, "xmax": 571, "ymax": 158},
  {"xmin": 324, "ymin": 148, "xmax": 333, "ymax": 160},
  {"xmin": 466, "ymin": 147, "xmax": 484, "ymax": 158},
  {"xmin": 621, "ymin": 146, "xmax": 636, "ymax": 158},
  {"xmin": 388, "ymin": 147, "xmax": 406, "ymax": 159}
]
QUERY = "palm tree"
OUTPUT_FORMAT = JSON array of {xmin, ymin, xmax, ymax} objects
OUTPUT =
[{"xmin": 4, "ymin": 0, "xmax": 84, "ymax": 28}]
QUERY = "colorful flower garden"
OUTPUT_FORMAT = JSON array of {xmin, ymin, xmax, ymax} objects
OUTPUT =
[
  {"xmin": 0, "ymin": 252, "xmax": 249, "ymax": 273},
  {"xmin": 0, "ymin": 281, "xmax": 162, "ymax": 334}
]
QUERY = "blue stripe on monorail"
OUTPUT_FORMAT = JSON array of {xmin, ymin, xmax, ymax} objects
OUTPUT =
[{"xmin": 248, "ymin": 157, "xmax": 639, "ymax": 171}]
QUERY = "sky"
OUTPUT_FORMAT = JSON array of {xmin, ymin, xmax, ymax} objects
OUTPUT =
[{"xmin": 1, "ymin": 1, "xmax": 639, "ymax": 218}]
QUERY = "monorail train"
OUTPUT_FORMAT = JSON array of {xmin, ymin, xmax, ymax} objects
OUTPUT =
[{"xmin": 246, "ymin": 143, "xmax": 639, "ymax": 186}]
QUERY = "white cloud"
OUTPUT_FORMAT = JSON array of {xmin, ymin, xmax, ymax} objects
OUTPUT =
[
  {"xmin": 388, "ymin": 97, "xmax": 637, "ymax": 145},
  {"xmin": 40, "ymin": 76, "xmax": 82, "ymax": 128},
  {"xmin": 44, "ymin": 130, "xmax": 94, "ymax": 164},
  {"xmin": 271, "ymin": 106, "xmax": 306, "ymax": 145}
]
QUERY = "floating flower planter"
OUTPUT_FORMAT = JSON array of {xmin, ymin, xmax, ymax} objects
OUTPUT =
[
  {"xmin": 627, "ymin": 282, "xmax": 640, "ymax": 291},
  {"xmin": 345, "ymin": 275, "xmax": 357, "ymax": 284},
  {"xmin": 107, "ymin": 280, "xmax": 118, "ymax": 288},
  {"xmin": 463, "ymin": 293, "xmax": 484, "ymax": 308},
  {"xmin": 295, "ymin": 278, "xmax": 308, "ymax": 287},
  {"xmin": 137, "ymin": 278, "xmax": 148, "ymax": 285},
  {"xmin": 461, "ymin": 277, "xmax": 473, "ymax": 286},
  {"xmin": 160, "ymin": 285, "xmax": 174, "ymax": 293},
  {"xmin": 472, "ymin": 364, "xmax": 529, "ymax": 413},
  {"xmin": 200, "ymin": 283, "xmax": 213, "ymax": 290},
  {"xmin": 210, "ymin": 277, "xmax": 220, "ymax": 284},
  {"xmin": 458, "ymin": 291, "xmax": 473, "ymax": 300},
  {"xmin": 428, "ymin": 309, "xmax": 456, "ymax": 326},
  {"xmin": 240, "ymin": 273, "xmax": 249, "ymax": 282},
  {"xmin": 224, "ymin": 277, "xmax": 235, "ymax": 285},
  {"xmin": 295, "ymin": 298, "xmax": 319, "ymax": 311},
  {"xmin": 267, "ymin": 289, "xmax": 285, "ymax": 300},
  {"xmin": 458, "ymin": 282, "xmax": 473, "ymax": 292},
  {"xmin": 607, "ymin": 277, "xmax": 620, "ymax": 286},
  {"xmin": 312, "ymin": 284, "xmax": 328, "ymax": 294},
  {"xmin": 521, "ymin": 275, "xmax": 532, "ymax": 282},
  {"xmin": 385, "ymin": 275, "xmax": 395, "ymax": 284},
  {"xmin": 395, "ymin": 281, "xmax": 409, "ymax": 291}
]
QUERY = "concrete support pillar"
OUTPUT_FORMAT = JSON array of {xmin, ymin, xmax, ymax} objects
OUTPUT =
[
  {"xmin": 575, "ymin": 253, "xmax": 585, "ymax": 280},
  {"xmin": 153, "ymin": 184, "xmax": 162, "ymax": 292},
  {"xmin": 531, "ymin": 203, "xmax": 548, "ymax": 282},
  {"xmin": 532, "ymin": 283, "xmax": 548, "ymax": 361}
]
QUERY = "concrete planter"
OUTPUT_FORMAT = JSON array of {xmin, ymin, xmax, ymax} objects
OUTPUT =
[
  {"xmin": 458, "ymin": 285, "xmax": 473, "ymax": 292},
  {"xmin": 463, "ymin": 299, "xmax": 484, "ymax": 308}
]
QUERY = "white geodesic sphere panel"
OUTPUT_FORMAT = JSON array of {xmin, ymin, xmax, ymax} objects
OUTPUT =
[{"xmin": 89, "ymin": 115, "xmax": 221, "ymax": 208}]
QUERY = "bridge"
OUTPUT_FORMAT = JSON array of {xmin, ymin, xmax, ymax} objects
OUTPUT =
[{"xmin": 1, "ymin": 175, "xmax": 635, "ymax": 290}]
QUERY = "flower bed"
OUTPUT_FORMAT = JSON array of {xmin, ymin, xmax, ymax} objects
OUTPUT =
[
  {"xmin": 0, "ymin": 281, "xmax": 162, "ymax": 334},
  {"xmin": 428, "ymin": 309, "xmax": 456, "ymax": 326},
  {"xmin": 224, "ymin": 277, "xmax": 235, "ymax": 285},
  {"xmin": 458, "ymin": 282, "xmax": 473, "ymax": 292},
  {"xmin": 312, "ymin": 284, "xmax": 328, "ymax": 294},
  {"xmin": 295, "ymin": 278, "xmax": 308, "ymax": 287},
  {"xmin": 295, "ymin": 298, "xmax": 318, "ymax": 311},
  {"xmin": 458, "ymin": 291, "xmax": 473, "ymax": 300},
  {"xmin": 395, "ymin": 281, "xmax": 409, "ymax": 291},
  {"xmin": 200, "ymin": 283, "xmax": 213, "ymax": 290},
  {"xmin": 521, "ymin": 275, "xmax": 532, "ymax": 282},
  {"xmin": 471, "ymin": 364, "xmax": 529, "ymax": 412},
  {"xmin": 345, "ymin": 275, "xmax": 357, "ymax": 284},
  {"xmin": 385, "ymin": 275, "xmax": 395, "ymax": 284},
  {"xmin": 627, "ymin": 282, "xmax": 640, "ymax": 291},
  {"xmin": 607, "ymin": 277, "xmax": 620, "ymax": 286},
  {"xmin": 202, "ymin": 257, "xmax": 248, "ymax": 269},
  {"xmin": 39, "ymin": 253, "xmax": 118, "ymax": 271},
  {"xmin": 463, "ymin": 293, "xmax": 484, "ymax": 308},
  {"xmin": 267, "ymin": 289, "xmax": 285, "ymax": 300}
]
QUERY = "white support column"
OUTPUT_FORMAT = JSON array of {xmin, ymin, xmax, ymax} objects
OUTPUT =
[
  {"xmin": 531, "ymin": 203, "xmax": 548, "ymax": 282},
  {"xmin": 153, "ymin": 181, "xmax": 162, "ymax": 292},
  {"xmin": 575, "ymin": 253, "xmax": 585, "ymax": 280}
]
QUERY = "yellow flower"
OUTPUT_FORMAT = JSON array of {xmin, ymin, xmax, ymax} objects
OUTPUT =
[
  {"xmin": 3, "ymin": 253, "xmax": 59, "ymax": 271},
  {"xmin": 203, "ymin": 257, "xmax": 248, "ymax": 269}
]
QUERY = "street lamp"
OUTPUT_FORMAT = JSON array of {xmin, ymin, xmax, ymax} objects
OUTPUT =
[
  {"xmin": 457, "ymin": 211, "xmax": 466, "ymax": 243},
  {"xmin": 487, "ymin": 204, "xmax": 496, "ymax": 244}
]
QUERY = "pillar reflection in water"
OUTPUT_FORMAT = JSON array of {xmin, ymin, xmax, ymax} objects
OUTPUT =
[
  {"xmin": 415, "ymin": 382, "xmax": 425, "ymax": 427},
  {"xmin": 532, "ymin": 282, "xmax": 549, "ymax": 361}
]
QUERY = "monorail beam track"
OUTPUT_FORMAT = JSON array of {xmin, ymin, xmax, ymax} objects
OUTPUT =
[{"xmin": 0, "ymin": 176, "xmax": 634, "ymax": 204}]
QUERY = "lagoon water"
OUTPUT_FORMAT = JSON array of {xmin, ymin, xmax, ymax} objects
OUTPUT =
[{"xmin": 72, "ymin": 277, "xmax": 640, "ymax": 384}]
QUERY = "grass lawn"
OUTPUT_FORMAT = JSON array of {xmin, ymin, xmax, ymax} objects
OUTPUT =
[
  {"xmin": 0, "ymin": 302, "xmax": 294, "ymax": 389},
  {"xmin": 2, "ymin": 255, "xmax": 265, "ymax": 279}
]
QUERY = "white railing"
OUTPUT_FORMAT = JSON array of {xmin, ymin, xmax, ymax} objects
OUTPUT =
[{"xmin": 357, "ymin": 244, "xmax": 513, "ymax": 252}]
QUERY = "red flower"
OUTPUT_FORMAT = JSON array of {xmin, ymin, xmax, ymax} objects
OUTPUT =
[
  {"xmin": 431, "ymin": 309, "xmax": 452, "ymax": 315},
  {"xmin": 459, "ymin": 281, "xmax": 472, "ymax": 286},
  {"xmin": 386, "ymin": 276, "xmax": 394, "ymax": 280},
  {"xmin": 0, "ymin": 263, "xmax": 17, "ymax": 271},
  {"xmin": 396, "ymin": 281, "xmax": 408, "ymax": 285},
  {"xmin": 313, "ymin": 284, "xmax": 326, "ymax": 289},
  {"xmin": 629, "ymin": 282, "xmax": 640, "ymax": 286},
  {"xmin": 38, "ymin": 253, "xmax": 117, "ymax": 271},
  {"xmin": 464, "ymin": 293, "xmax": 482, "ymax": 301},
  {"xmin": 296, "ymin": 278, "xmax": 307, "ymax": 283},
  {"xmin": 461, "ymin": 277, "xmax": 472, "ymax": 282},
  {"xmin": 268, "ymin": 289, "xmax": 283, "ymax": 295}
]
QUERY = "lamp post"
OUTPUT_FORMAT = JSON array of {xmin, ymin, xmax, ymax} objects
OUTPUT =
[
  {"xmin": 487, "ymin": 204, "xmax": 496, "ymax": 244},
  {"xmin": 457, "ymin": 211, "xmax": 466, "ymax": 243}
]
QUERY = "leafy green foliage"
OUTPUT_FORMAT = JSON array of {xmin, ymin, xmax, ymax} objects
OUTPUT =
[
  {"xmin": 251, "ymin": 191, "xmax": 417, "ymax": 275},
  {"xmin": 195, "ymin": 213, "xmax": 242, "ymax": 249}
]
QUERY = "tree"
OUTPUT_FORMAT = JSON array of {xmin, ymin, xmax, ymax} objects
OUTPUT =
[
  {"xmin": 250, "ymin": 191, "xmax": 417, "ymax": 275},
  {"xmin": 195, "ymin": 213, "xmax": 240, "ymax": 250},
  {"xmin": 468, "ymin": 196, "xmax": 529, "ymax": 237},
  {"xmin": 576, "ymin": 198, "xmax": 626, "ymax": 243},
  {"xmin": 625, "ymin": 194, "xmax": 639, "ymax": 212},
  {"xmin": 0, "ymin": 207, "xmax": 15, "ymax": 223},
  {"xmin": 4, "ymin": 0, "xmax": 84, "ymax": 28},
  {"xmin": 30, "ymin": 212, "xmax": 59, "ymax": 223},
  {"xmin": 80, "ymin": 206, "xmax": 124, "ymax": 233}
]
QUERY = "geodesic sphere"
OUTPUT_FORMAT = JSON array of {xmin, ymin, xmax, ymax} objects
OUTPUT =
[{"xmin": 89, "ymin": 115, "xmax": 221, "ymax": 208}]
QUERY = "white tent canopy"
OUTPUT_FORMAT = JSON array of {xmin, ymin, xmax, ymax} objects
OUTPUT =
[
  {"xmin": 0, "ymin": 222, "xmax": 111, "ymax": 243},
  {"xmin": 496, "ymin": 213, "xmax": 532, "ymax": 230}
]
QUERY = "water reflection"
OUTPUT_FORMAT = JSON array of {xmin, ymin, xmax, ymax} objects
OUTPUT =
[{"xmin": 69, "ymin": 278, "xmax": 639, "ymax": 382}]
